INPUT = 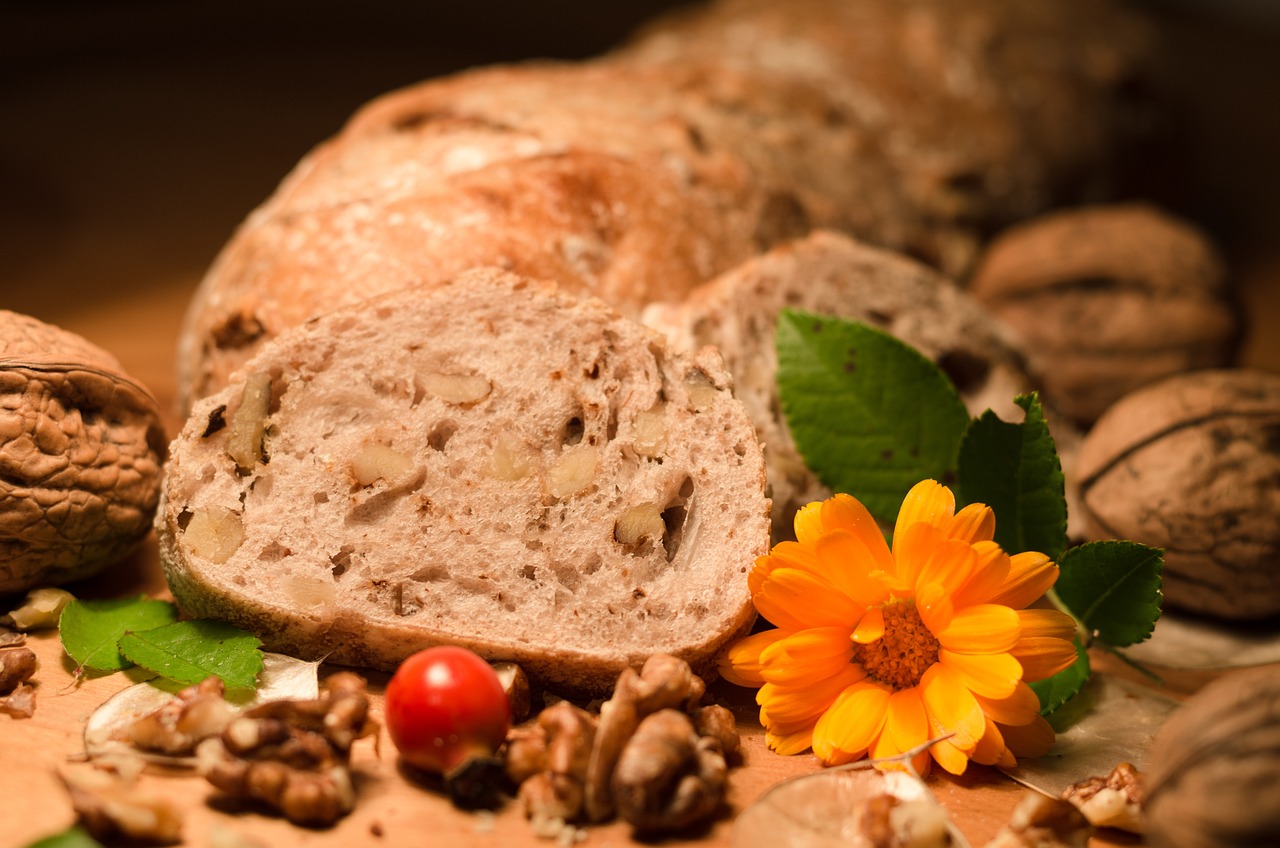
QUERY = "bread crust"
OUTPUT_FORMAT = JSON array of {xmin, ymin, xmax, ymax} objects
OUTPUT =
[
  {"xmin": 177, "ymin": 0, "xmax": 1156, "ymax": 411},
  {"xmin": 161, "ymin": 269, "xmax": 768, "ymax": 693}
]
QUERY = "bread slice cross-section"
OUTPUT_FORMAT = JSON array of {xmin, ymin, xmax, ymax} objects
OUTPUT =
[{"xmin": 157, "ymin": 268, "xmax": 769, "ymax": 693}]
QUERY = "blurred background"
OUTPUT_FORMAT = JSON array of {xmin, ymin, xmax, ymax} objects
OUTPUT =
[{"xmin": 2, "ymin": 0, "xmax": 1279, "ymax": 395}]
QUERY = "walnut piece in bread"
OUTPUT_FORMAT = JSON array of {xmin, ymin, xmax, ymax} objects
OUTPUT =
[{"xmin": 159, "ymin": 269, "xmax": 769, "ymax": 694}]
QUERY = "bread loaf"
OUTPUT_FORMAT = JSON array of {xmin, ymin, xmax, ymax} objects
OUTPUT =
[
  {"xmin": 642, "ymin": 231, "xmax": 1040, "ymax": 535},
  {"xmin": 159, "ymin": 269, "xmax": 769, "ymax": 693},
  {"xmin": 176, "ymin": 0, "xmax": 1156, "ymax": 410}
]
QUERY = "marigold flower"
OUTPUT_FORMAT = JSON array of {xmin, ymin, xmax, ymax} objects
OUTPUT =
[{"xmin": 721, "ymin": 480, "xmax": 1077, "ymax": 775}]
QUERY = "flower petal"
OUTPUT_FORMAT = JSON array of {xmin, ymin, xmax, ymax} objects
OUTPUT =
[
  {"xmin": 1018, "ymin": 607, "xmax": 1078, "ymax": 640},
  {"xmin": 974, "ymin": 682, "xmax": 1042, "ymax": 727},
  {"xmin": 759, "ymin": 626, "xmax": 855, "ymax": 685},
  {"xmin": 719, "ymin": 628, "xmax": 789, "ymax": 687},
  {"xmin": 915, "ymin": 537, "xmax": 978, "ymax": 597},
  {"xmin": 758, "ymin": 664, "xmax": 867, "ymax": 726},
  {"xmin": 814, "ymin": 531, "xmax": 892, "ymax": 607},
  {"xmin": 1012, "ymin": 637, "xmax": 1079, "ymax": 682},
  {"xmin": 916, "ymin": 581, "xmax": 955, "ymax": 634},
  {"xmin": 812, "ymin": 680, "xmax": 892, "ymax": 765},
  {"xmin": 971, "ymin": 717, "xmax": 1016, "ymax": 769},
  {"xmin": 920, "ymin": 663, "xmax": 985, "ymax": 750},
  {"xmin": 937, "ymin": 604, "xmax": 1020, "ymax": 653},
  {"xmin": 883, "ymin": 687, "xmax": 929, "ymax": 755},
  {"xmin": 951, "ymin": 541, "xmax": 1011, "ymax": 608},
  {"xmin": 890, "ymin": 521, "xmax": 939, "ymax": 589},
  {"xmin": 929, "ymin": 737, "xmax": 971, "ymax": 775},
  {"xmin": 793, "ymin": 500, "xmax": 825, "ymax": 546},
  {"xmin": 894, "ymin": 480, "xmax": 955, "ymax": 543},
  {"xmin": 753, "ymin": 567, "xmax": 866, "ymax": 630},
  {"xmin": 987, "ymin": 552, "xmax": 1058, "ymax": 609},
  {"xmin": 999, "ymin": 714, "xmax": 1055, "ymax": 759},
  {"xmin": 943, "ymin": 503, "xmax": 996, "ymax": 544},
  {"xmin": 821, "ymin": 494, "xmax": 893, "ymax": 570},
  {"xmin": 853, "ymin": 606, "xmax": 885, "ymax": 644},
  {"xmin": 766, "ymin": 724, "xmax": 816, "ymax": 756},
  {"xmin": 939, "ymin": 649, "xmax": 1023, "ymax": 700}
]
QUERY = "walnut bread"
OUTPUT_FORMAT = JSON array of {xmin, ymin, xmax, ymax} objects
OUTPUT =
[
  {"xmin": 176, "ymin": 0, "xmax": 1157, "ymax": 411},
  {"xmin": 1, "ymin": 310, "xmax": 167, "ymax": 593},
  {"xmin": 643, "ymin": 230, "xmax": 1044, "ymax": 537},
  {"xmin": 157, "ymin": 269, "xmax": 769, "ymax": 693}
]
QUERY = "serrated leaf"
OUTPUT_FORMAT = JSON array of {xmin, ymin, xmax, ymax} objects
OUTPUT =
[
  {"xmin": 955, "ymin": 393, "xmax": 1067, "ymax": 559},
  {"xmin": 1055, "ymin": 541, "xmax": 1163, "ymax": 647},
  {"xmin": 1029, "ymin": 639, "xmax": 1090, "ymax": 715},
  {"xmin": 59, "ymin": 597, "xmax": 177, "ymax": 673},
  {"xmin": 775, "ymin": 311, "xmax": 970, "ymax": 523},
  {"xmin": 117, "ymin": 619, "xmax": 264, "ymax": 690}
]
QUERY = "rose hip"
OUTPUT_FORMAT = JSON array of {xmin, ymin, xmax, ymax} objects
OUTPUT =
[{"xmin": 384, "ymin": 646, "xmax": 511, "ymax": 775}]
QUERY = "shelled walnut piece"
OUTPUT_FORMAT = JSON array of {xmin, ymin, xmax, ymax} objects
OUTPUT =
[
  {"xmin": 125, "ymin": 676, "xmax": 240, "ymax": 757},
  {"xmin": 1061, "ymin": 762, "xmax": 1144, "ymax": 833},
  {"xmin": 0, "ymin": 640, "xmax": 38, "ymax": 718},
  {"xmin": 984, "ymin": 791, "xmax": 1092, "ymax": 848},
  {"xmin": 507, "ymin": 653, "xmax": 739, "ymax": 837},
  {"xmin": 60, "ymin": 761, "xmax": 184, "ymax": 845},
  {"xmin": 196, "ymin": 671, "xmax": 378, "ymax": 827}
]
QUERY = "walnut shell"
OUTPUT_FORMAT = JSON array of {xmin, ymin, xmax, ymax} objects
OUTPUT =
[
  {"xmin": 0, "ymin": 311, "xmax": 166, "ymax": 593},
  {"xmin": 1075, "ymin": 369, "xmax": 1280, "ymax": 619},
  {"xmin": 1145, "ymin": 666, "xmax": 1280, "ymax": 848},
  {"xmin": 968, "ymin": 203, "xmax": 1237, "ymax": 424}
]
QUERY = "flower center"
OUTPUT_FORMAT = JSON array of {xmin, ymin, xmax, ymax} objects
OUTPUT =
[{"xmin": 855, "ymin": 600, "xmax": 940, "ymax": 691}]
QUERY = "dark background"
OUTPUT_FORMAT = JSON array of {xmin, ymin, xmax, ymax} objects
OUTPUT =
[{"xmin": 2, "ymin": 0, "xmax": 1279, "ymax": 367}]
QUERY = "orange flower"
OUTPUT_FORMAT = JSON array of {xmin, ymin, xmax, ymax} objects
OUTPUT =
[{"xmin": 721, "ymin": 480, "xmax": 1077, "ymax": 775}]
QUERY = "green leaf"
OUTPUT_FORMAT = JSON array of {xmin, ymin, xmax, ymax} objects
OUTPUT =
[
  {"xmin": 1029, "ymin": 639, "xmax": 1091, "ymax": 716},
  {"xmin": 955, "ymin": 393, "xmax": 1067, "ymax": 559},
  {"xmin": 1055, "ymin": 541, "xmax": 1164, "ymax": 647},
  {"xmin": 59, "ymin": 597, "xmax": 177, "ymax": 673},
  {"xmin": 23, "ymin": 827, "xmax": 105, "ymax": 848},
  {"xmin": 117, "ymin": 619, "xmax": 265, "ymax": 690},
  {"xmin": 775, "ymin": 311, "xmax": 971, "ymax": 523}
]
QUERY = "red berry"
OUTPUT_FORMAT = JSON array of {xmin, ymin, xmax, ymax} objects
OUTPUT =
[{"xmin": 384, "ymin": 646, "xmax": 512, "ymax": 774}]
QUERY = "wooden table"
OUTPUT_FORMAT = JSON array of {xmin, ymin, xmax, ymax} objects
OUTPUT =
[{"xmin": 3, "ymin": 2, "xmax": 1279, "ymax": 846}]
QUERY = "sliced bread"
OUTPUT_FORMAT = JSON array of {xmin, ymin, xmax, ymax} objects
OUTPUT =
[
  {"xmin": 642, "ymin": 231, "xmax": 1044, "ymax": 537},
  {"xmin": 158, "ymin": 268, "xmax": 769, "ymax": 693}
]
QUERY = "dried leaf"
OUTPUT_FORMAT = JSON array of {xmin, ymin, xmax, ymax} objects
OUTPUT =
[
  {"xmin": 1002, "ymin": 674, "xmax": 1178, "ymax": 798},
  {"xmin": 733, "ymin": 744, "xmax": 970, "ymax": 848},
  {"xmin": 1121, "ymin": 610, "xmax": 1280, "ymax": 670}
]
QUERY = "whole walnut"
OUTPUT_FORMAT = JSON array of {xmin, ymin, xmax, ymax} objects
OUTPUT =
[
  {"xmin": 1075, "ymin": 369, "xmax": 1280, "ymax": 619},
  {"xmin": 0, "ymin": 311, "xmax": 166, "ymax": 593},
  {"xmin": 968, "ymin": 203, "xmax": 1237, "ymax": 425},
  {"xmin": 1144, "ymin": 666, "xmax": 1280, "ymax": 848}
]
